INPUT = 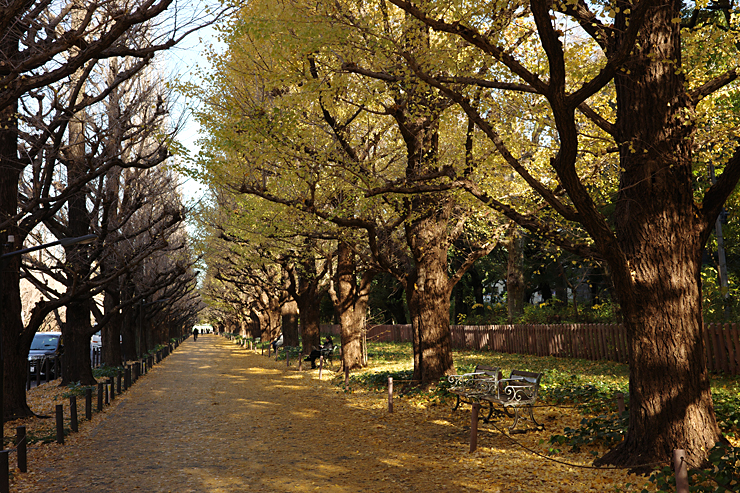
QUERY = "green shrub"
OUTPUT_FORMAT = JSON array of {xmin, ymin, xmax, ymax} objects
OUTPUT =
[
  {"xmin": 93, "ymin": 365, "xmax": 123, "ymax": 379},
  {"xmin": 62, "ymin": 381, "xmax": 97, "ymax": 398},
  {"xmin": 549, "ymin": 412, "xmax": 628, "ymax": 453}
]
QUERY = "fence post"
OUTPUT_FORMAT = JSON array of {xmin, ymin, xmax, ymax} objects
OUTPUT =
[
  {"xmin": 470, "ymin": 403, "xmax": 480, "ymax": 453},
  {"xmin": 319, "ymin": 355, "xmax": 324, "ymax": 379},
  {"xmin": 55, "ymin": 404, "xmax": 64, "ymax": 444},
  {"xmin": 16, "ymin": 426, "xmax": 26, "ymax": 473},
  {"xmin": 344, "ymin": 366, "xmax": 350, "ymax": 392},
  {"xmin": 70, "ymin": 395, "xmax": 78, "ymax": 432},
  {"xmin": 85, "ymin": 387, "xmax": 92, "ymax": 420},
  {"xmin": 673, "ymin": 449, "xmax": 689, "ymax": 493},
  {"xmin": 117, "ymin": 371, "xmax": 122, "ymax": 394},
  {"xmin": 388, "ymin": 377, "xmax": 393, "ymax": 413}
]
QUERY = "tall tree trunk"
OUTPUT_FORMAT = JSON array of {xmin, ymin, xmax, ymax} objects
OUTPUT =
[
  {"xmin": 453, "ymin": 282, "xmax": 466, "ymax": 323},
  {"xmin": 505, "ymin": 223, "xmax": 524, "ymax": 322},
  {"xmin": 330, "ymin": 241, "xmax": 373, "ymax": 371},
  {"xmin": 60, "ymin": 76, "xmax": 96, "ymax": 384},
  {"xmin": 405, "ymin": 212, "xmax": 454, "ymax": 386},
  {"xmin": 281, "ymin": 300, "xmax": 299, "ymax": 346},
  {"xmin": 101, "ymin": 283, "xmax": 124, "ymax": 366},
  {"xmin": 100, "ymin": 72, "xmax": 124, "ymax": 367},
  {"xmin": 295, "ymin": 281, "xmax": 320, "ymax": 356},
  {"xmin": 62, "ymin": 299, "xmax": 96, "ymax": 385},
  {"xmin": 469, "ymin": 267, "xmax": 485, "ymax": 317},
  {"xmin": 387, "ymin": 277, "xmax": 407, "ymax": 324},
  {"xmin": 0, "ymin": 28, "xmax": 36, "ymax": 418},
  {"xmin": 120, "ymin": 281, "xmax": 137, "ymax": 361},
  {"xmin": 596, "ymin": 0, "xmax": 724, "ymax": 467}
]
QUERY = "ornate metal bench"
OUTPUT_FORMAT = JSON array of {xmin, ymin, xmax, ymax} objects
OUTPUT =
[
  {"xmin": 319, "ymin": 344, "xmax": 338, "ymax": 367},
  {"xmin": 448, "ymin": 364, "xmax": 501, "ymax": 410},
  {"xmin": 448, "ymin": 367, "xmax": 544, "ymax": 432}
]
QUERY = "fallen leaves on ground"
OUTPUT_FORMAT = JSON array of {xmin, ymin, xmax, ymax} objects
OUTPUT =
[{"xmin": 6, "ymin": 338, "xmax": 736, "ymax": 492}]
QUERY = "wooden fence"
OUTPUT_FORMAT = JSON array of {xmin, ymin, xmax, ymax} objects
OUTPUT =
[{"xmin": 321, "ymin": 322, "xmax": 740, "ymax": 375}]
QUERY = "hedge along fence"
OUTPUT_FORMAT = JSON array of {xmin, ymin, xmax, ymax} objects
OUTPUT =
[{"xmin": 320, "ymin": 322, "xmax": 740, "ymax": 375}]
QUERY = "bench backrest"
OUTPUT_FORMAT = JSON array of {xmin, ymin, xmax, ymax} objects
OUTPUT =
[
  {"xmin": 474, "ymin": 364, "xmax": 501, "ymax": 380},
  {"xmin": 507, "ymin": 370, "xmax": 543, "ymax": 399}
]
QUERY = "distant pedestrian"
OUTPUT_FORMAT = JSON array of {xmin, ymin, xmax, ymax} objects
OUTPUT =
[{"xmin": 193, "ymin": 328, "xmax": 199, "ymax": 341}]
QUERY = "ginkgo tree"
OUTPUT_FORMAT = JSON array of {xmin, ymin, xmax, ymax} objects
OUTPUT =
[
  {"xmin": 385, "ymin": 0, "xmax": 740, "ymax": 467},
  {"xmin": 188, "ymin": 0, "xmax": 524, "ymax": 384}
]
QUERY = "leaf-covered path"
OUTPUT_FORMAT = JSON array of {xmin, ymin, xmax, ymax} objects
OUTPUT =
[{"xmin": 23, "ymin": 334, "xmax": 646, "ymax": 492}]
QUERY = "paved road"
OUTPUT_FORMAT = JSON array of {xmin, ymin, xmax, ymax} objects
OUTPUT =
[{"xmin": 30, "ymin": 334, "xmax": 480, "ymax": 493}]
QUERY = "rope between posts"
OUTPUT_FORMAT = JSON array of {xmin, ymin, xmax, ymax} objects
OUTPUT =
[
  {"xmin": 0, "ymin": 434, "xmax": 27, "ymax": 453},
  {"xmin": 479, "ymin": 418, "xmax": 666, "ymax": 471}
]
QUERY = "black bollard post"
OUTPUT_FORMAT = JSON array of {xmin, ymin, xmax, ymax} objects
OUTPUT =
[
  {"xmin": 117, "ymin": 372, "xmax": 122, "ymax": 394},
  {"xmin": 56, "ymin": 404, "xmax": 64, "ymax": 444},
  {"xmin": 70, "ymin": 396, "xmax": 78, "ymax": 432},
  {"xmin": 16, "ymin": 426, "xmax": 26, "ymax": 473},
  {"xmin": 0, "ymin": 449, "xmax": 8, "ymax": 493},
  {"xmin": 85, "ymin": 387, "xmax": 92, "ymax": 420},
  {"xmin": 97, "ymin": 383, "xmax": 104, "ymax": 411}
]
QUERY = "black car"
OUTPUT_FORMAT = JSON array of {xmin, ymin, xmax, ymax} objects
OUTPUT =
[{"xmin": 28, "ymin": 331, "xmax": 63, "ymax": 378}]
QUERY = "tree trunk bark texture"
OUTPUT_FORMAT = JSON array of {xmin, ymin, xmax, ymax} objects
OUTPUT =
[
  {"xmin": 62, "ymin": 300, "xmax": 96, "ymax": 385},
  {"xmin": 405, "ymin": 208, "xmax": 454, "ymax": 386},
  {"xmin": 596, "ymin": 0, "xmax": 724, "ymax": 467},
  {"xmin": 0, "ymin": 34, "xmax": 36, "ymax": 418},
  {"xmin": 505, "ymin": 224, "xmax": 524, "ymax": 322},
  {"xmin": 297, "ymin": 288, "xmax": 321, "ymax": 357},
  {"xmin": 281, "ymin": 300, "xmax": 300, "ymax": 347},
  {"xmin": 334, "ymin": 242, "xmax": 372, "ymax": 371}
]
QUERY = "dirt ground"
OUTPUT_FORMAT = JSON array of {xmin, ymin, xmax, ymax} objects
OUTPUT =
[{"xmin": 10, "ymin": 334, "xmax": 656, "ymax": 492}]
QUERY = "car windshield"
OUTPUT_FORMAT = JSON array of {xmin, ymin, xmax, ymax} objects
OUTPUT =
[{"xmin": 30, "ymin": 334, "xmax": 59, "ymax": 350}]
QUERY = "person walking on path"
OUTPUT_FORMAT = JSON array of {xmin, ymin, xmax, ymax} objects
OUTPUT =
[{"xmin": 193, "ymin": 327, "xmax": 199, "ymax": 341}]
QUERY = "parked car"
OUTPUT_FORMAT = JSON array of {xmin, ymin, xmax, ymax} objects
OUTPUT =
[{"xmin": 28, "ymin": 331, "xmax": 63, "ymax": 378}]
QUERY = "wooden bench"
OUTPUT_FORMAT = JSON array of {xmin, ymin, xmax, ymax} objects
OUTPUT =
[{"xmin": 448, "ymin": 368, "xmax": 544, "ymax": 432}]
